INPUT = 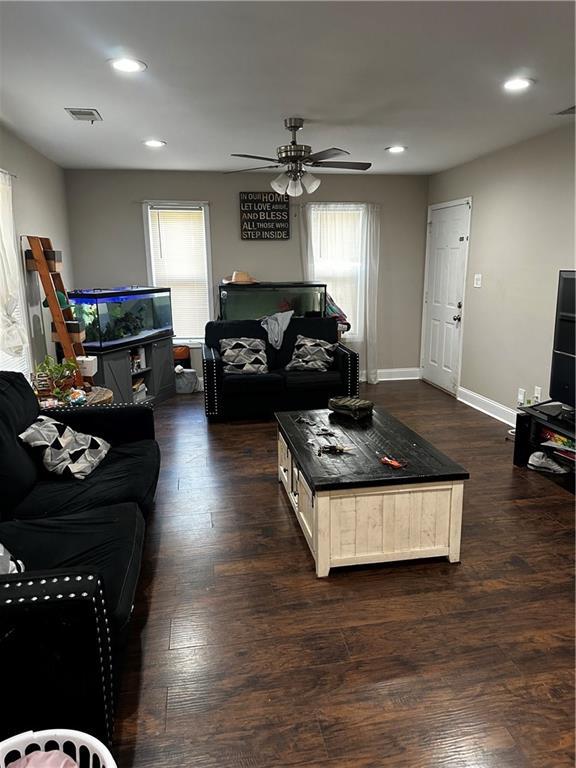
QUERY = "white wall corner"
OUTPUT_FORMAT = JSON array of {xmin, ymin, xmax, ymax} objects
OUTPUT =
[
  {"xmin": 457, "ymin": 386, "xmax": 517, "ymax": 426},
  {"xmin": 360, "ymin": 368, "xmax": 423, "ymax": 382}
]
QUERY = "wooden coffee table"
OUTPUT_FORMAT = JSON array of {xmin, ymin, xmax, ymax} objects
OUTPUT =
[{"xmin": 276, "ymin": 408, "xmax": 469, "ymax": 577}]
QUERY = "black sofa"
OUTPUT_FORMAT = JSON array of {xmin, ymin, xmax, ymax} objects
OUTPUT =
[
  {"xmin": 0, "ymin": 371, "xmax": 160, "ymax": 747},
  {"xmin": 202, "ymin": 317, "xmax": 359, "ymax": 420}
]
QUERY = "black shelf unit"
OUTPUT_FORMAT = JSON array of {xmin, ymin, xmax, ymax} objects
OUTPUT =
[
  {"xmin": 92, "ymin": 334, "xmax": 176, "ymax": 405},
  {"xmin": 514, "ymin": 401, "xmax": 575, "ymax": 491}
]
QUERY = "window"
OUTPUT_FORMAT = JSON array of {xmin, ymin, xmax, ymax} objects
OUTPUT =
[
  {"xmin": 145, "ymin": 202, "xmax": 212, "ymax": 340},
  {"xmin": 303, "ymin": 203, "xmax": 366, "ymax": 341}
]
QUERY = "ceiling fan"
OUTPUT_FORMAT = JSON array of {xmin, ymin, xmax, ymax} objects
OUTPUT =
[{"xmin": 229, "ymin": 117, "xmax": 372, "ymax": 197}]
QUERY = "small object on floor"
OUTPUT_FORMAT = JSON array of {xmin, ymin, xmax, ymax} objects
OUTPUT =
[
  {"xmin": 527, "ymin": 451, "xmax": 569, "ymax": 474},
  {"xmin": 329, "ymin": 396, "xmax": 374, "ymax": 420},
  {"xmin": 315, "ymin": 428, "xmax": 336, "ymax": 437},
  {"xmin": 379, "ymin": 454, "xmax": 407, "ymax": 469}
]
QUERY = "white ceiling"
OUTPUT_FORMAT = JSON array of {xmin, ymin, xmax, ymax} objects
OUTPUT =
[{"xmin": 0, "ymin": 1, "xmax": 573, "ymax": 174}]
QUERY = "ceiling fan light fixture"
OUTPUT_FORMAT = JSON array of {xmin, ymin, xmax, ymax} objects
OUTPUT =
[
  {"xmin": 386, "ymin": 145, "xmax": 406, "ymax": 154},
  {"xmin": 503, "ymin": 77, "xmax": 534, "ymax": 92},
  {"xmin": 110, "ymin": 57, "xmax": 147, "ymax": 73},
  {"xmin": 271, "ymin": 172, "xmax": 290, "ymax": 195},
  {"xmin": 301, "ymin": 171, "xmax": 321, "ymax": 194},
  {"xmin": 287, "ymin": 177, "xmax": 303, "ymax": 197}
]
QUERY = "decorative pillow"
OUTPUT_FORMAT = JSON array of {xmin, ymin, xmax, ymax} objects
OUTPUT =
[
  {"xmin": 19, "ymin": 415, "xmax": 110, "ymax": 480},
  {"xmin": 220, "ymin": 337, "xmax": 268, "ymax": 375},
  {"xmin": 0, "ymin": 542, "xmax": 24, "ymax": 575},
  {"xmin": 285, "ymin": 335, "xmax": 337, "ymax": 371}
]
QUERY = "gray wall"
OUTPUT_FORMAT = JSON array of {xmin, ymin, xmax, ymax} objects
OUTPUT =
[
  {"xmin": 429, "ymin": 124, "xmax": 575, "ymax": 409},
  {"xmin": 0, "ymin": 124, "xmax": 73, "ymax": 363},
  {"xmin": 64, "ymin": 170, "xmax": 429, "ymax": 370}
]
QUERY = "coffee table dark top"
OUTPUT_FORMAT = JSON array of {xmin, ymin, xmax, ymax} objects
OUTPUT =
[{"xmin": 276, "ymin": 408, "xmax": 469, "ymax": 491}]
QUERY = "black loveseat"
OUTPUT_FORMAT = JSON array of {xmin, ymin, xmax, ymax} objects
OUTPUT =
[
  {"xmin": 0, "ymin": 371, "xmax": 160, "ymax": 747},
  {"xmin": 202, "ymin": 317, "xmax": 359, "ymax": 420}
]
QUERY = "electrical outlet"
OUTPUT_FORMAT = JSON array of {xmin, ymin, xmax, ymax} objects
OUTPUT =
[
  {"xmin": 534, "ymin": 386, "xmax": 542, "ymax": 404},
  {"xmin": 517, "ymin": 388, "xmax": 526, "ymax": 407},
  {"xmin": 473, "ymin": 274, "xmax": 482, "ymax": 288}
]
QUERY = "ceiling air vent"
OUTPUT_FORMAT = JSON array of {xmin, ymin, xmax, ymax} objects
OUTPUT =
[
  {"xmin": 65, "ymin": 107, "xmax": 103, "ymax": 122},
  {"xmin": 555, "ymin": 105, "xmax": 575, "ymax": 116}
]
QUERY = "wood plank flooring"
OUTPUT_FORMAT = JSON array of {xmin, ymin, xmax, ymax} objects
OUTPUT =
[{"xmin": 114, "ymin": 381, "xmax": 574, "ymax": 768}]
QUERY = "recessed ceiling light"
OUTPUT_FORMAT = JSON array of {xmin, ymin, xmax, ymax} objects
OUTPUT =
[
  {"xmin": 386, "ymin": 145, "xmax": 406, "ymax": 154},
  {"xmin": 503, "ymin": 77, "xmax": 534, "ymax": 92},
  {"xmin": 143, "ymin": 139, "xmax": 167, "ymax": 148},
  {"xmin": 110, "ymin": 58, "xmax": 147, "ymax": 73}
]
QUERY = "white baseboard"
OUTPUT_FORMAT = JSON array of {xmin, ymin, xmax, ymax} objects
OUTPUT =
[
  {"xmin": 360, "ymin": 367, "xmax": 423, "ymax": 382},
  {"xmin": 378, "ymin": 367, "xmax": 423, "ymax": 381},
  {"xmin": 457, "ymin": 386, "xmax": 517, "ymax": 426}
]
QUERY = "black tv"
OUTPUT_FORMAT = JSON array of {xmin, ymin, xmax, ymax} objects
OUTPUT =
[{"xmin": 550, "ymin": 270, "xmax": 575, "ymax": 408}]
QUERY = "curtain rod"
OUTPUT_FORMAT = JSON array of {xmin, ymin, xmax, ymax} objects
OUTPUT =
[{"xmin": 0, "ymin": 168, "xmax": 17, "ymax": 178}]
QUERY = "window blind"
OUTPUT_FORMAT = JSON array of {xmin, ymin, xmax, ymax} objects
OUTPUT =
[{"xmin": 147, "ymin": 205, "xmax": 211, "ymax": 339}]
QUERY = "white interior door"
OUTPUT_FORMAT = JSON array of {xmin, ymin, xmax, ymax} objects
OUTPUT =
[{"xmin": 421, "ymin": 199, "xmax": 471, "ymax": 394}]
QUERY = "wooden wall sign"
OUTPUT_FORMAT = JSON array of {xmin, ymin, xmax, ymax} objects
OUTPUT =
[{"xmin": 239, "ymin": 192, "xmax": 290, "ymax": 240}]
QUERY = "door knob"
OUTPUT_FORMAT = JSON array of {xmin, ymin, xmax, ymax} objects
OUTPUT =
[{"xmin": 453, "ymin": 314, "xmax": 462, "ymax": 322}]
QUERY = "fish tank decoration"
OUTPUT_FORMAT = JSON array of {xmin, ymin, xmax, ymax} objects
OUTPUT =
[{"xmin": 68, "ymin": 286, "xmax": 173, "ymax": 351}]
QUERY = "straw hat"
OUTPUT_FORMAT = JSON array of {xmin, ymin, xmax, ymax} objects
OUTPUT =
[{"xmin": 222, "ymin": 271, "xmax": 258, "ymax": 284}]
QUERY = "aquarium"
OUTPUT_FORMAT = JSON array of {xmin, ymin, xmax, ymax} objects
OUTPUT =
[
  {"xmin": 68, "ymin": 286, "xmax": 173, "ymax": 350},
  {"xmin": 219, "ymin": 282, "xmax": 326, "ymax": 321}
]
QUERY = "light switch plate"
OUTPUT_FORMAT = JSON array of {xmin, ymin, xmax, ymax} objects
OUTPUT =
[{"xmin": 473, "ymin": 273, "xmax": 482, "ymax": 288}]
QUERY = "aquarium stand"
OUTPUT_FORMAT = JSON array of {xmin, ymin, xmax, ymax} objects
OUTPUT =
[{"xmin": 91, "ymin": 336, "xmax": 176, "ymax": 405}]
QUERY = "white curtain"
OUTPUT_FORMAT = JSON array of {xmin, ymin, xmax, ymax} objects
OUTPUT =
[
  {"xmin": 300, "ymin": 202, "xmax": 380, "ymax": 384},
  {"xmin": 0, "ymin": 171, "xmax": 29, "ymax": 364}
]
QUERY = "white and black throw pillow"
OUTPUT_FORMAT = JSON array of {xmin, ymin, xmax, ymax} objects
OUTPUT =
[
  {"xmin": 19, "ymin": 415, "xmax": 110, "ymax": 480},
  {"xmin": 220, "ymin": 337, "xmax": 268, "ymax": 375},
  {"xmin": 285, "ymin": 335, "xmax": 337, "ymax": 372},
  {"xmin": 0, "ymin": 542, "xmax": 24, "ymax": 575}
]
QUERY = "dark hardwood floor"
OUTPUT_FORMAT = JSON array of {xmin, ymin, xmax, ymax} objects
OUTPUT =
[{"xmin": 115, "ymin": 381, "xmax": 574, "ymax": 768}]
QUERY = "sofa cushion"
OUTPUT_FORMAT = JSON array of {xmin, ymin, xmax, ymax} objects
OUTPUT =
[
  {"xmin": 0, "ymin": 503, "xmax": 144, "ymax": 632},
  {"xmin": 222, "ymin": 372, "xmax": 284, "ymax": 395},
  {"xmin": 284, "ymin": 370, "xmax": 344, "ymax": 391},
  {"xmin": 220, "ymin": 337, "xmax": 268, "ymax": 375},
  {"xmin": 0, "ymin": 372, "xmax": 40, "ymax": 518},
  {"xmin": 9, "ymin": 439, "xmax": 160, "ymax": 520}
]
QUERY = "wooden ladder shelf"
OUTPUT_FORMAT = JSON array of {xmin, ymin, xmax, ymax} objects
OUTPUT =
[{"xmin": 25, "ymin": 236, "xmax": 89, "ymax": 388}]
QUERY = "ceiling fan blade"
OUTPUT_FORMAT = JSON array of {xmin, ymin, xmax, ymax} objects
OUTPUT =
[
  {"xmin": 224, "ymin": 165, "xmax": 280, "ymax": 174},
  {"xmin": 231, "ymin": 153, "xmax": 280, "ymax": 163},
  {"xmin": 305, "ymin": 147, "xmax": 350, "ymax": 163},
  {"xmin": 311, "ymin": 161, "xmax": 372, "ymax": 171}
]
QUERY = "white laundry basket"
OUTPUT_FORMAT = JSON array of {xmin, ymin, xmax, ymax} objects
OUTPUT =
[{"xmin": 0, "ymin": 730, "xmax": 116, "ymax": 768}]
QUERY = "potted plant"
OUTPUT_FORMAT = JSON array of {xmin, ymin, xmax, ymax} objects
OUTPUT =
[{"xmin": 34, "ymin": 355, "xmax": 79, "ymax": 402}]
